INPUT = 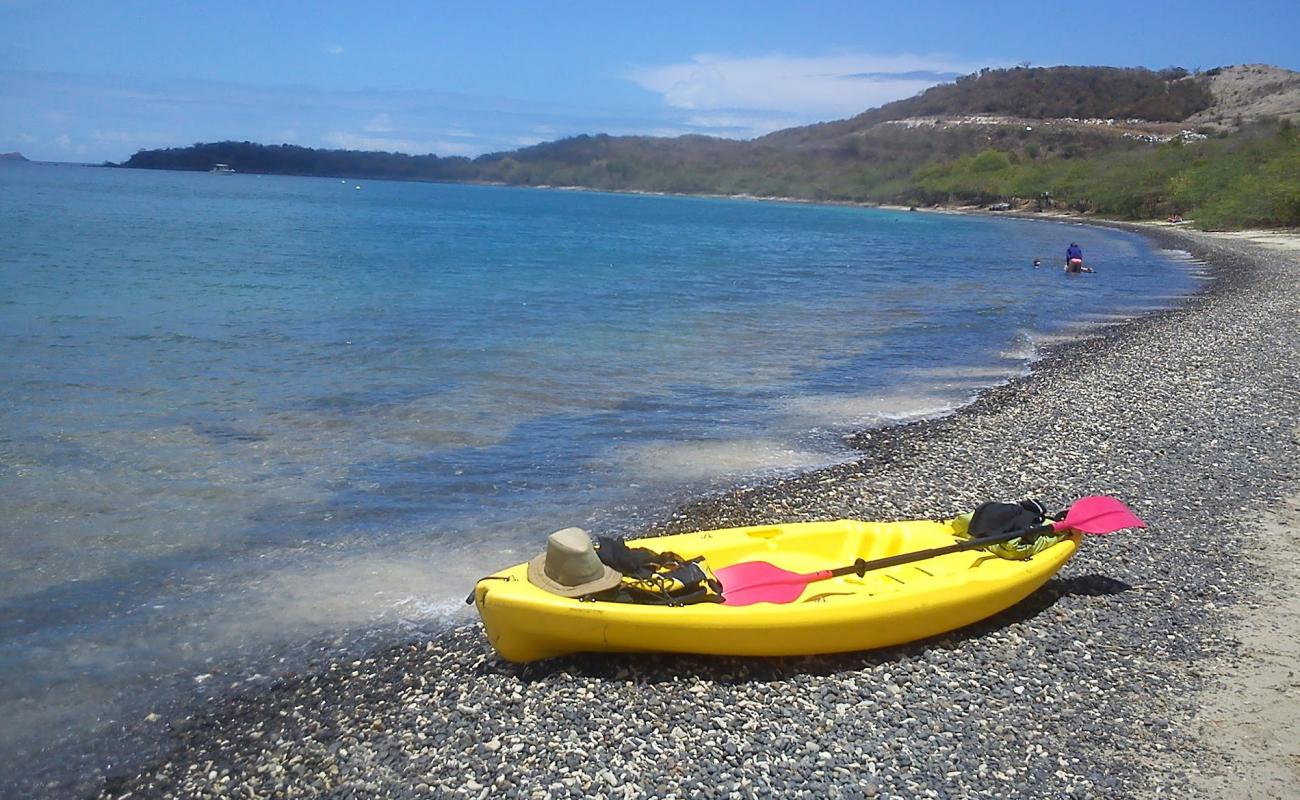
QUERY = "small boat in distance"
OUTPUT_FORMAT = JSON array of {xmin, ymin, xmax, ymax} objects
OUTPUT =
[{"xmin": 209, "ymin": 163, "xmax": 235, "ymax": 175}]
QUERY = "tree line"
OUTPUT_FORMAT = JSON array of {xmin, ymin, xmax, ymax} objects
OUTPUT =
[{"xmin": 113, "ymin": 67, "xmax": 1298, "ymax": 228}]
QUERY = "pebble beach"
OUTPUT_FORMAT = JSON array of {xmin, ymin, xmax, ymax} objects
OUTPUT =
[{"xmin": 88, "ymin": 222, "xmax": 1298, "ymax": 800}]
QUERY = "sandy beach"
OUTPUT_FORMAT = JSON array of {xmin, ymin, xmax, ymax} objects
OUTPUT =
[
  {"xmin": 1190, "ymin": 491, "xmax": 1300, "ymax": 799},
  {"xmin": 83, "ymin": 222, "xmax": 1298, "ymax": 800}
]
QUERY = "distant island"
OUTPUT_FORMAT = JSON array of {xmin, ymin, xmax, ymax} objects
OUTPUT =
[
  {"xmin": 1, "ymin": 152, "xmax": 30, "ymax": 162},
  {"xmin": 115, "ymin": 65, "xmax": 1300, "ymax": 230}
]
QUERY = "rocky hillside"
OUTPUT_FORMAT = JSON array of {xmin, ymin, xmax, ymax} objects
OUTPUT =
[
  {"xmin": 758, "ymin": 66, "xmax": 1215, "ymax": 149},
  {"xmin": 752, "ymin": 64, "xmax": 1298, "ymax": 160},
  {"xmin": 1187, "ymin": 64, "xmax": 1300, "ymax": 125},
  {"xmin": 471, "ymin": 65, "xmax": 1299, "ymax": 179}
]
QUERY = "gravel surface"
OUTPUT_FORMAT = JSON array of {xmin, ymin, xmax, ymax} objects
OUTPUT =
[{"xmin": 89, "ymin": 225, "xmax": 1297, "ymax": 800}]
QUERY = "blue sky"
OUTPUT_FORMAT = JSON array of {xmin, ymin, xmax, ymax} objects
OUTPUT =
[{"xmin": 3, "ymin": 0, "xmax": 1298, "ymax": 163}]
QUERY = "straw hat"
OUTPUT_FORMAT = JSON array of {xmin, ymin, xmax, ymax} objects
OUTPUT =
[{"xmin": 527, "ymin": 527, "xmax": 623, "ymax": 597}]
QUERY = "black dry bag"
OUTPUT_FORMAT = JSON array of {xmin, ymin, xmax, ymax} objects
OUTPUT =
[{"xmin": 967, "ymin": 499, "xmax": 1048, "ymax": 538}]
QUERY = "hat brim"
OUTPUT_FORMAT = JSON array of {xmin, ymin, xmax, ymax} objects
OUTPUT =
[{"xmin": 527, "ymin": 554, "xmax": 623, "ymax": 598}]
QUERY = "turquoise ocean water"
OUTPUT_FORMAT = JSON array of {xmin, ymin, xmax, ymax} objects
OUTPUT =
[{"xmin": 0, "ymin": 163, "xmax": 1204, "ymax": 789}]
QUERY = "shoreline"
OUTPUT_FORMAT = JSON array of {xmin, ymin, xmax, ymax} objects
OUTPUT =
[
  {"xmin": 89, "ymin": 160, "xmax": 1285, "ymax": 235},
  {"xmin": 76, "ymin": 222, "xmax": 1300, "ymax": 799}
]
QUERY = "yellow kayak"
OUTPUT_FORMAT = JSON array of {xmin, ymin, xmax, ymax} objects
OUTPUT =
[{"xmin": 473, "ymin": 517, "xmax": 1080, "ymax": 662}]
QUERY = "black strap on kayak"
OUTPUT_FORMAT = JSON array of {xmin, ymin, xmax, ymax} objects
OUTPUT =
[
  {"xmin": 466, "ymin": 539, "xmax": 723, "ymax": 607},
  {"xmin": 595, "ymin": 536, "xmax": 691, "ymax": 579},
  {"xmin": 586, "ymin": 539, "xmax": 724, "ymax": 605}
]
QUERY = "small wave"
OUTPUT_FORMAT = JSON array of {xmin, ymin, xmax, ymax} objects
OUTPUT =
[
  {"xmin": 206, "ymin": 548, "xmax": 486, "ymax": 642},
  {"xmin": 1158, "ymin": 250, "xmax": 1213, "ymax": 280},
  {"xmin": 1076, "ymin": 311, "xmax": 1142, "ymax": 327},
  {"xmin": 902, "ymin": 365, "xmax": 1025, "ymax": 384},
  {"xmin": 782, "ymin": 391, "xmax": 962, "ymax": 429},
  {"xmin": 1025, "ymin": 329, "xmax": 1096, "ymax": 348},
  {"xmin": 1000, "ymin": 330, "xmax": 1039, "ymax": 362},
  {"xmin": 610, "ymin": 438, "xmax": 831, "ymax": 483}
]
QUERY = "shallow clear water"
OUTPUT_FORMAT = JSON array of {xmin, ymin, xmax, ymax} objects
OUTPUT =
[{"xmin": 0, "ymin": 163, "xmax": 1203, "ymax": 787}]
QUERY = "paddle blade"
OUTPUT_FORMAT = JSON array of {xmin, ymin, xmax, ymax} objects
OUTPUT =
[
  {"xmin": 1057, "ymin": 495, "xmax": 1146, "ymax": 535},
  {"xmin": 715, "ymin": 561, "xmax": 830, "ymax": 607}
]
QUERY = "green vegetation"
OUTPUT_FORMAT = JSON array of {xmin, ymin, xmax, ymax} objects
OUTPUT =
[
  {"xmin": 114, "ymin": 66, "xmax": 1300, "ymax": 230},
  {"xmin": 122, "ymin": 141, "xmax": 475, "ymax": 181},
  {"xmin": 892, "ymin": 121, "xmax": 1300, "ymax": 228}
]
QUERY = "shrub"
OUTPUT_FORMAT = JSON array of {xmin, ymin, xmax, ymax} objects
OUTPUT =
[{"xmin": 972, "ymin": 149, "xmax": 1012, "ymax": 173}]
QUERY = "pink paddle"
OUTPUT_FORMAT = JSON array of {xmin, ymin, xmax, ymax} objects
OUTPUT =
[{"xmin": 715, "ymin": 495, "xmax": 1145, "ymax": 607}]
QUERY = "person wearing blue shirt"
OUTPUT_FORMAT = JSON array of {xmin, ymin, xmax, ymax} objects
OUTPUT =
[{"xmin": 1064, "ymin": 242, "xmax": 1092, "ymax": 273}]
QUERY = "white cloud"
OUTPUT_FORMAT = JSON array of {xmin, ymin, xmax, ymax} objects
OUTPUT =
[
  {"xmin": 627, "ymin": 52, "xmax": 996, "ymax": 119},
  {"xmin": 681, "ymin": 112, "xmax": 804, "ymax": 138},
  {"xmin": 51, "ymin": 133, "xmax": 91, "ymax": 155},
  {"xmin": 426, "ymin": 139, "xmax": 480, "ymax": 157},
  {"xmin": 640, "ymin": 126, "xmax": 699, "ymax": 139},
  {"xmin": 322, "ymin": 129, "xmax": 483, "ymax": 157},
  {"xmin": 363, "ymin": 113, "xmax": 393, "ymax": 133},
  {"xmin": 433, "ymin": 126, "xmax": 476, "ymax": 139},
  {"xmin": 91, "ymin": 129, "xmax": 172, "ymax": 145},
  {"xmin": 322, "ymin": 131, "xmax": 427, "ymax": 153},
  {"xmin": 323, "ymin": 44, "xmax": 344, "ymax": 56}
]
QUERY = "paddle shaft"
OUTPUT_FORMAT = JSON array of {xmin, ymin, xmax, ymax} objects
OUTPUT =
[
  {"xmin": 823, "ymin": 521, "xmax": 1059, "ymax": 579},
  {"xmin": 717, "ymin": 497, "xmax": 1143, "ymax": 606}
]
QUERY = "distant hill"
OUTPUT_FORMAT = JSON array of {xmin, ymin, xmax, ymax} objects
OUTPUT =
[
  {"xmin": 459, "ymin": 65, "xmax": 1299, "ymax": 208},
  {"xmin": 758, "ymin": 65, "xmax": 1214, "ymax": 149},
  {"xmin": 115, "ymin": 64, "xmax": 1300, "ymax": 228},
  {"xmin": 119, "ymin": 141, "xmax": 474, "ymax": 180},
  {"xmin": 0, "ymin": 152, "xmax": 30, "ymax": 162}
]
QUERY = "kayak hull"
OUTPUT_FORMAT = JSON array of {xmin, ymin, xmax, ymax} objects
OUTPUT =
[{"xmin": 474, "ymin": 518, "xmax": 1079, "ymax": 662}]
